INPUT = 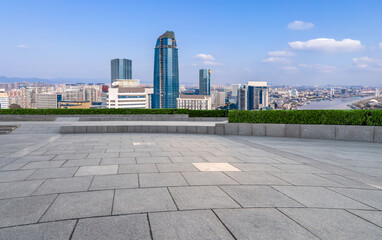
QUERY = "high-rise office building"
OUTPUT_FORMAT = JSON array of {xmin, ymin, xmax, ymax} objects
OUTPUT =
[
  {"xmin": 0, "ymin": 89, "xmax": 9, "ymax": 109},
  {"xmin": 152, "ymin": 31, "xmax": 179, "ymax": 108},
  {"xmin": 237, "ymin": 81, "xmax": 269, "ymax": 110},
  {"xmin": 199, "ymin": 69, "xmax": 211, "ymax": 95},
  {"xmin": 111, "ymin": 58, "xmax": 132, "ymax": 84}
]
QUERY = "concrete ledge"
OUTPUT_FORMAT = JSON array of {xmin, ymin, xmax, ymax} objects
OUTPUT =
[
  {"xmin": 266, "ymin": 124, "xmax": 285, "ymax": 137},
  {"xmin": 224, "ymin": 123, "xmax": 238, "ymax": 135},
  {"xmin": 374, "ymin": 127, "xmax": 382, "ymax": 143},
  {"xmin": 0, "ymin": 115, "xmax": 57, "ymax": 121},
  {"xmin": 285, "ymin": 124, "xmax": 301, "ymax": 138},
  {"xmin": 238, "ymin": 123, "xmax": 252, "ymax": 136},
  {"xmin": 336, "ymin": 125, "xmax": 374, "ymax": 142},
  {"xmin": 252, "ymin": 124, "xmax": 266, "ymax": 136},
  {"xmin": 301, "ymin": 125, "xmax": 336, "ymax": 140}
]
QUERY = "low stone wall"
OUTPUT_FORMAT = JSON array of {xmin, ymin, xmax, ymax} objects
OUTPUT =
[
  {"xmin": 60, "ymin": 122, "xmax": 382, "ymax": 143},
  {"xmin": 0, "ymin": 115, "xmax": 57, "ymax": 121}
]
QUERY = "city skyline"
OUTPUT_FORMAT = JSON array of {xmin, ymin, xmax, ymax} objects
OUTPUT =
[{"xmin": 1, "ymin": 0, "xmax": 382, "ymax": 86}]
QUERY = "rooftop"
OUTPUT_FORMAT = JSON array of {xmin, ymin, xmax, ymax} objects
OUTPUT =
[{"xmin": 0, "ymin": 120, "xmax": 382, "ymax": 239}]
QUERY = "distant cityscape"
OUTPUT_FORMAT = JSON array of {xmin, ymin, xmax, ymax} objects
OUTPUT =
[{"xmin": 0, "ymin": 31, "xmax": 381, "ymax": 111}]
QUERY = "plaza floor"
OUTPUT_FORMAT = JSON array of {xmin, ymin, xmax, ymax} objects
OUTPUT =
[{"xmin": 0, "ymin": 122, "xmax": 382, "ymax": 239}]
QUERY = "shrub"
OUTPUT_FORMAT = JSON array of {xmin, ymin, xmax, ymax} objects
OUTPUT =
[{"xmin": 188, "ymin": 110, "xmax": 229, "ymax": 118}]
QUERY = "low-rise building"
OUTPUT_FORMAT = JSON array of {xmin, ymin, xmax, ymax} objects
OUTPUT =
[
  {"xmin": 177, "ymin": 95, "xmax": 212, "ymax": 110},
  {"xmin": 0, "ymin": 89, "xmax": 9, "ymax": 109},
  {"xmin": 108, "ymin": 80, "xmax": 153, "ymax": 109},
  {"xmin": 59, "ymin": 101, "xmax": 91, "ymax": 109}
]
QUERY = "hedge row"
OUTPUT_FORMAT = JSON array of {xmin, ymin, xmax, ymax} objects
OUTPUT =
[
  {"xmin": 0, "ymin": 108, "xmax": 228, "ymax": 118},
  {"xmin": 228, "ymin": 110, "xmax": 382, "ymax": 126}
]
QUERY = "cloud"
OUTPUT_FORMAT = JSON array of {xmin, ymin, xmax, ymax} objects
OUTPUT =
[
  {"xmin": 380, "ymin": 42, "xmax": 382, "ymax": 50},
  {"xmin": 268, "ymin": 50, "xmax": 294, "ymax": 57},
  {"xmin": 353, "ymin": 57, "xmax": 382, "ymax": 71},
  {"xmin": 17, "ymin": 44, "xmax": 29, "ymax": 48},
  {"xmin": 299, "ymin": 64, "xmax": 336, "ymax": 73},
  {"xmin": 289, "ymin": 38, "xmax": 363, "ymax": 52},
  {"xmin": 262, "ymin": 57, "xmax": 290, "ymax": 64},
  {"xmin": 203, "ymin": 61, "xmax": 222, "ymax": 66},
  {"xmin": 194, "ymin": 54, "xmax": 215, "ymax": 60},
  {"xmin": 283, "ymin": 66, "xmax": 298, "ymax": 71},
  {"xmin": 287, "ymin": 21, "xmax": 314, "ymax": 30}
]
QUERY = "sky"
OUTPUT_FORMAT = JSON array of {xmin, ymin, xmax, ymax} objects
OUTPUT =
[{"xmin": 0, "ymin": 0, "xmax": 382, "ymax": 86}]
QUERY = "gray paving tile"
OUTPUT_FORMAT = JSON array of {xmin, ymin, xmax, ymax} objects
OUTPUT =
[
  {"xmin": 0, "ymin": 195, "xmax": 57, "ymax": 227},
  {"xmin": 33, "ymin": 176, "xmax": 92, "ymax": 195},
  {"xmin": 0, "ymin": 180, "xmax": 44, "ymax": 199},
  {"xmin": 202, "ymin": 156, "xmax": 242, "ymax": 163},
  {"xmin": 150, "ymin": 210, "xmax": 234, "ymax": 240},
  {"xmin": 348, "ymin": 210, "xmax": 382, "ymax": 228},
  {"xmin": 0, "ymin": 162, "xmax": 27, "ymax": 171},
  {"xmin": 62, "ymin": 158, "xmax": 101, "ymax": 167},
  {"xmin": 136, "ymin": 157, "xmax": 171, "ymax": 164},
  {"xmin": 120, "ymin": 152, "xmax": 151, "ymax": 157},
  {"xmin": 182, "ymin": 172, "xmax": 238, "ymax": 186},
  {"xmin": 0, "ymin": 220, "xmax": 76, "ymax": 240},
  {"xmin": 156, "ymin": 163, "xmax": 199, "ymax": 172},
  {"xmin": 274, "ymin": 186, "xmax": 373, "ymax": 209},
  {"xmin": 22, "ymin": 160, "xmax": 65, "ymax": 169},
  {"xmin": 330, "ymin": 188, "xmax": 382, "ymax": 210},
  {"xmin": 225, "ymin": 172, "xmax": 289, "ymax": 185},
  {"xmin": 179, "ymin": 151, "xmax": 214, "ymax": 157},
  {"xmin": 72, "ymin": 214, "xmax": 151, "ymax": 240},
  {"xmin": 230, "ymin": 163, "xmax": 285, "ymax": 172},
  {"xmin": 215, "ymin": 208, "xmax": 319, "ymax": 240},
  {"xmin": 100, "ymin": 157, "xmax": 135, "ymax": 165},
  {"xmin": 221, "ymin": 185, "xmax": 304, "ymax": 208},
  {"xmin": 169, "ymin": 186, "xmax": 241, "ymax": 210},
  {"xmin": 88, "ymin": 152, "xmax": 119, "ymax": 159},
  {"xmin": 316, "ymin": 174, "xmax": 377, "ymax": 189},
  {"xmin": 139, "ymin": 172, "xmax": 188, "ymax": 187},
  {"xmin": 27, "ymin": 167, "xmax": 78, "ymax": 180},
  {"xmin": 90, "ymin": 174, "xmax": 138, "ymax": 190},
  {"xmin": 170, "ymin": 156, "xmax": 207, "ymax": 163},
  {"xmin": 113, "ymin": 188, "xmax": 177, "ymax": 214},
  {"xmin": 53, "ymin": 154, "xmax": 88, "ymax": 160},
  {"xmin": 235, "ymin": 156, "xmax": 282, "ymax": 164},
  {"xmin": 75, "ymin": 165, "xmax": 118, "ymax": 176},
  {"xmin": 118, "ymin": 164, "xmax": 158, "ymax": 174},
  {"xmin": 0, "ymin": 169, "xmax": 35, "ymax": 182},
  {"xmin": 270, "ymin": 172, "xmax": 343, "ymax": 187},
  {"xmin": 15, "ymin": 155, "xmax": 56, "ymax": 163},
  {"xmin": 271, "ymin": 164, "xmax": 329, "ymax": 173},
  {"xmin": 41, "ymin": 190, "xmax": 114, "ymax": 221},
  {"xmin": 280, "ymin": 208, "xmax": 382, "ymax": 240},
  {"xmin": 150, "ymin": 151, "xmax": 182, "ymax": 157}
]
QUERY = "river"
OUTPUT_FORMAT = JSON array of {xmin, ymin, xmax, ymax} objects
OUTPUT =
[{"xmin": 299, "ymin": 97, "xmax": 369, "ymax": 110}]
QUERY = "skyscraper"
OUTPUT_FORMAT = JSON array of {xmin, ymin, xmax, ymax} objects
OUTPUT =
[
  {"xmin": 237, "ymin": 82, "xmax": 269, "ymax": 110},
  {"xmin": 199, "ymin": 69, "xmax": 211, "ymax": 95},
  {"xmin": 111, "ymin": 58, "xmax": 132, "ymax": 84},
  {"xmin": 152, "ymin": 31, "xmax": 179, "ymax": 109}
]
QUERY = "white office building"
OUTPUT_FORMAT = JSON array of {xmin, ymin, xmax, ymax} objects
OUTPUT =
[
  {"xmin": 177, "ymin": 95, "xmax": 212, "ymax": 110},
  {"xmin": 108, "ymin": 84, "xmax": 153, "ymax": 109},
  {"xmin": 0, "ymin": 89, "xmax": 9, "ymax": 109}
]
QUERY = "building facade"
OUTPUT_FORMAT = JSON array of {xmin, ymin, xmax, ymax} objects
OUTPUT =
[
  {"xmin": 0, "ymin": 89, "xmax": 9, "ymax": 109},
  {"xmin": 237, "ymin": 81, "xmax": 269, "ymax": 110},
  {"xmin": 152, "ymin": 31, "xmax": 179, "ymax": 109},
  {"xmin": 35, "ymin": 93, "xmax": 59, "ymax": 109},
  {"xmin": 108, "ymin": 82, "xmax": 153, "ymax": 109},
  {"xmin": 111, "ymin": 58, "xmax": 132, "ymax": 84},
  {"xmin": 199, "ymin": 69, "xmax": 211, "ymax": 95},
  {"xmin": 177, "ymin": 95, "xmax": 212, "ymax": 110}
]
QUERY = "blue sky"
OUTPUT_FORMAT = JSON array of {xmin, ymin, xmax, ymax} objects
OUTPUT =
[{"xmin": 0, "ymin": 0, "xmax": 382, "ymax": 86}]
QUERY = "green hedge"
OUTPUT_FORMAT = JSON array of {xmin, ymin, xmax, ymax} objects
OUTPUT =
[
  {"xmin": 228, "ymin": 110, "xmax": 382, "ymax": 126},
  {"xmin": 188, "ymin": 110, "xmax": 229, "ymax": 118}
]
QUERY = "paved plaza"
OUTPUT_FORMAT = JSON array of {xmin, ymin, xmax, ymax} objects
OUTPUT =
[{"xmin": 1, "ymin": 122, "xmax": 382, "ymax": 239}]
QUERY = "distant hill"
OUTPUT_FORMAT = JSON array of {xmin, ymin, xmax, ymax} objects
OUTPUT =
[{"xmin": 0, "ymin": 76, "xmax": 108, "ymax": 84}]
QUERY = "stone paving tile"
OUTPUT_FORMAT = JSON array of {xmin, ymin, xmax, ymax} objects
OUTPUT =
[
  {"xmin": 0, "ymin": 180, "xmax": 44, "ymax": 199},
  {"xmin": 169, "ymin": 186, "xmax": 241, "ymax": 210},
  {"xmin": 217, "ymin": 208, "xmax": 320, "ymax": 240},
  {"xmin": 118, "ymin": 164, "xmax": 158, "ymax": 174},
  {"xmin": 75, "ymin": 165, "xmax": 118, "ymax": 176},
  {"xmin": 88, "ymin": 152, "xmax": 119, "ymax": 159},
  {"xmin": 41, "ymin": 190, "xmax": 114, "ymax": 222},
  {"xmin": 225, "ymin": 171, "xmax": 290, "ymax": 185},
  {"xmin": 270, "ymin": 172, "xmax": 343, "ymax": 187},
  {"xmin": 230, "ymin": 163, "xmax": 285, "ymax": 172},
  {"xmin": 27, "ymin": 167, "xmax": 78, "ymax": 180},
  {"xmin": 62, "ymin": 158, "xmax": 101, "ymax": 167},
  {"xmin": 179, "ymin": 151, "xmax": 214, "ymax": 157},
  {"xmin": 280, "ymin": 208, "xmax": 382, "ymax": 240},
  {"xmin": 72, "ymin": 214, "xmax": 151, "ymax": 240},
  {"xmin": 150, "ymin": 151, "xmax": 182, "ymax": 157},
  {"xmin": 0, "ymin": 220, "xmax": 76, "ymax": 240},
  {"xmin": 53, "ymin": 154, "xmax": 88, "ymax": 160},
  {"xmin": 15, "ymin": 155, "xmax": 56, "ymax": 163},
  {"xmin": 192, "ymin": 163, "xmax": 241, "ymax": 172},
  {"xmin": 202, "ymin": 156, "xmax": 242, "ymax": 163},
  {"xmin": 221, "ymin": 185, "xmax": 304, "ymax": 208},
  {"xmin": 348, "ymin": 210, "xmax": 382, "ymax": 228},
  {"xmin": 105, "ymin": 148, "xmax": 134, "ymax": 153},
  {"xmin": 235, "ymin": 156, "xmax": 282, "ymax": 164},
  {"xmin": 330, "ymin": 188, "xmax": 382, "ymax": 210},
  {"xmin": 270, "ymin": 163, "xmax": 329, "ymax": 173},
  {"xmin": 89, "ymin": 174, "xmax": 138, "ymax": 190},
  {"xmin": 100, "ymin": 157, "xmax": 136, "ymax": 165},
  {"xmin": 139, "ymin": 172, "xmax": 188, "ymax": 187},
  {"xmin": 33, "ymin": 176, "xmax": 93, "ymax": 195},
  {"xmin": 120, "ymin": 152, "xmax": 151, "ymax": 157},
  {"xmin": 170, "ymin": 156, "xmax": 207, "ymax": 163},
  {"xmin": 0, "ymin": 162, "xmax": 27, "ymax": 171},
  {"xmin": 113, "ymin": 188, "xmax": 177, "ymax": 214},
  {"xmin": 22, "ymin": 160, "xmax": 65, "ymax": 169},
  {"xmin": 316, "ymin": 173, "xmax": 377, "ymax": 189},
  {"xmin": 0, "ymin": 195, "xmax": 57, "ymax": 228},
  {"xmin": 274, "ymin": 186, "xmax": 373, "ymax": 209},
  {"xmin": 0, "ymin": 169, "xmax": 35, "ymax": 182},
  {"xmin": 182, "ymin": 172, "xmax": 239, "ymax": 186},
  {"xmin": 156, "ymin": 163, "xmax": 199, "ymax": 172},
  {"xmin": 149, "ymin": 210, "xmax": 234, "ymax": 240}
]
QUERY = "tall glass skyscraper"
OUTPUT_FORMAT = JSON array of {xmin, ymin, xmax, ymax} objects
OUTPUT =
[
  {"xmin": 111, "ymin": 58, "xmax": 132, "ymax": 84},
  {"xmin": 199, "ymin": 69, "xmax": 211, "ymax": 95},
  {"xmin": 152, "ymin": 31, "xmax": 179, "ymax": 108}
]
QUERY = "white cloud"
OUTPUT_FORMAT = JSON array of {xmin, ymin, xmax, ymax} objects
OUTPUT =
[
  {"xmin": 287, "ymin": 21, "xmax": 314, "ymax": 30},
  {"xmin": 262, "ymin": 57, "xmax": 290, "ymax": 64},
  {"xmin": 194, "ymin": 54, "xmax": 215, "ymax": 60},
  {"xmin": 283, "ymin": 66, "xmax": 298, "ymax": 71},
  {"xmin": 353, "ymin": 57, "xmax": 382, "ymax": 71},
  {"xmin": 17, "ymin": 44, "xmax": 29, "ymax": 48},
  {"xmin": 299, "ymin": 64, "xmax": 336, "ymax": 73},
  {"xmin": 268, "ymin": 50, "xmax": 294, "ymax": 57},
  {"xmin": 203, "ymin": 61, "xmax": 222, "ymax": 66},
  {"xmin": 380, "ymin": 42, "xmax": 382, "ymax": 50},
  {"xmin": 289, "ymin": 38, "xmax": 363, "ymax": 52}
]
